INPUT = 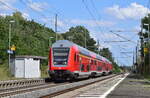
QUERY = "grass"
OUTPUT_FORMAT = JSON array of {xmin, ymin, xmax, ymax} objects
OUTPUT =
[
  {"xmin": 0, "ymin": 63, "xmax": 16, "ymax": 80},
  {"xmin": 0, "ymin": 63, "xmax": 49, "ymax": 81},
  {"xmin": 41, "ymin": 65, "xmax": 49, "ymax": 78},
  {"xmin": 143, "ymin": 74, "xmax": 150, "ymax": 81}
]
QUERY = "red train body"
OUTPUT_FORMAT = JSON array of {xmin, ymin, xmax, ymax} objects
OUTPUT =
[{"xmin": 48, "ymin": 40, "xmax": 113, "ymax": 80}]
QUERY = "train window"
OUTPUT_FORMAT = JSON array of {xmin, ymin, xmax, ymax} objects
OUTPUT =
[
  {"xmin": 87, "ymin": 65, "xmax": 90, "ymax": 71},
  {"xmin": 103, "ymin": 63, "xmax": 106, "ymax": 67},
  {"xmin": 53, "ymin": 48, "xmax": 69, "ymax": 65},
  {"xmin": 77, "ymin": 55, "xmax": 79, "ymax": 62},
  {"xmin": 91, "ymin": 60, "xmax": 94, "ymax": 65},
  {"xmin": 106, "ymin": 67, "xmax": 109, "ymax": 71},
  {"xmin": 94, "ymin": 60, "xmax": 97, "ymax": 65},
  {"xmin": 97, "ymin": 66, "xmax": 102, "ymax": 71},
  {"xmin": 74, "ymin": 53, "xmax": 76, "ymax": 61},
  {"xmin": 80, "ymin": 64, "xmax": 84, "ymax": 71}
]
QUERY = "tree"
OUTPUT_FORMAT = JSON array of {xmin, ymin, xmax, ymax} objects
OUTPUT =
[
  {"xmin": 99, "ymin": 48, "xmax": 113, "ymax": 62},
  {"xmin": 99, "ymin": 48, "xmax": 120, "ymax": 73},
  {"xmin": 62, "ymin": 26, "xmax": 97, "ymax": 52},
  {"xmin": 140, "ymin": 14, "xmax": 150, "ymax": 75},
  {"xmin": 0, "ymin": 12, "xmax": 57, "ymax": 64}
]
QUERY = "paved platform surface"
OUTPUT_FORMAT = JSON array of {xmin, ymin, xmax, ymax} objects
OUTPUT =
[
  {"xmin": 53, "ymin": 75, "xmax": 123, "ymax": 98},
  {"xmin": 107, "ymin": 74, "xmax": 150, "ymax": 98}
]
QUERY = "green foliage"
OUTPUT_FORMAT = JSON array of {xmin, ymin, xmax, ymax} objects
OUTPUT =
[
  {"xmin": 0, "ymin": 11, "xmax": 121, "ymax": 79},
  {"xmin": 141, "ymin": 14, "xmax": 150, "ymax": 38},
  {"xmin": 99, "ymin": 48, "xmax": 120, "ymax": 73},
  {"xmin": 0, "ymin": 64, "xmax": 15, "ymax": 80},
  {"xmin": 62, "ymin": 26, "xmax": 97, "ymax": 52},
  {"xmin": 99, "ymin": 48, "xmax": 113, "ymax": 61},
  {"xmin": 0, "ymin": 12, "xmax": 56, "ymax": 64},
  {"xmin": 141, "ymin": 14, "xmax": 150, "ymax": 75}
]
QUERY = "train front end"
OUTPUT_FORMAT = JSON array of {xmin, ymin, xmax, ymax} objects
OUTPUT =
[{"xmin": 48, "ymin": 40, "xmax": 75, "ymax": 80}]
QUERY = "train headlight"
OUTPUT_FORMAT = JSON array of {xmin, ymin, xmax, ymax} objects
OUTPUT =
[{"xmin": 63, "ymin": 62, "xmax": 67, "ymax": 65}]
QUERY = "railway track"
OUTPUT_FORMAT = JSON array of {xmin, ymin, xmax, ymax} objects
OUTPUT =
[
  {"xmin": 42, "ymin": 74, "xmax": 120, "ymax": 98},
  {"xmin": 0, "ymin": 79, "xmax": 45, "ymax": 90},
  {"xmin": 0, "ymin": 82, "xmax": 67, "ymax": 97},
  {"xmin": 0, "ymin": 74, "xmax": 120, "ymax": 98},
  {"xmin": 0, "ymin": 78, "xmax": 70, "ymax": 97}
]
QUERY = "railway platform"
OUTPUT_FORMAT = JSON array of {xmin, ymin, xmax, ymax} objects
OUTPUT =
[{"xmin": 107, "ymin": 74, "xmax": 150, "ymax": 98}]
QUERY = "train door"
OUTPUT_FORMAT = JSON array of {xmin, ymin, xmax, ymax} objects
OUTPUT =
[
  {"xmin": 74, "ymin": 53, "xmax": 80, "ymax": 71},
  {"xmin": 97, "ymin": 61, "xmax": 102, "ymax": 72},
  {"xmin": 86, "ymin": 58, "xmax": 90, "ymax": 72},
  {"xmin": 79, "ymin": 56, "xmax": 84, "ymax": 72},
  {"xmin": 84, "ymin": 57, "xmax": 90, "ymax": 72},
  {"xmin": 90, "ymin": 59, "xmax": 94, "ymax": 71},
  {"xmin": 102, "ymin": 62, "xmax": 105, "ymax": 72},
  {"xmin": 94, "ymin": 60, "xmax": 97, "ymax": 71}
]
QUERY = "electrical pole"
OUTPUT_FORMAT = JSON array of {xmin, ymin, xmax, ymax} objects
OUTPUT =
[
  {"xmin": 8, "ymin": 20, "xmax": 15, "ymax": 70},
  {"xmin": 133, "ymin": 51, "xmax": 134, "ymax": 65},
  {"xmin": 97, "ymin": 39, "xmax": 100, "ymax": 54},
  {"xmin": 143, "ymin": 23, "xmax": 150, "ymax": 74},
  {"xmin": 8, "ymin": 23, "xmax": 11, "ymax": 69},
  {"xmin": 148, "ymin": 25, "xmax": 150, "ymax": 75},
  {"xmin": 133, "ymin": 50, "xmax": 135, "ymax": 73},
  {"xmin": 85, "ymin": 32, "xmax": 86, "ymax": 48},
  {"xmin": 136, "ymin": 46, "xmax": 138, "ymax": 64},
  {"xmin": 55, "ymin": 14, "xmax": 57, "ymax": 41}
]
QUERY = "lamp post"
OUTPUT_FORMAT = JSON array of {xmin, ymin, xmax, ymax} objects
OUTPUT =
[
  {"xmin": 143, "ymin": 23, "xmax": 150, "ymax": 74},
  {"xmin": 49, "ymin": 37, "xmax": 54, "ymax": 47},
  {"xmin": 8, "ymin": 20, "xmax": 15, "ymax": 69}
]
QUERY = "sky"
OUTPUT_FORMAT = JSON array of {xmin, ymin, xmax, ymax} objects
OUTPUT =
[{"xmin": 0, "ymin": 0, "xmax": 149, "ymax": 66}]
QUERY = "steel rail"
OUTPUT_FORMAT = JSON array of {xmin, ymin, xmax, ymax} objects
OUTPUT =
[
  {"xmin": 0, "ymin": 74, "xmax": 121, "ymax": 98},
  {"xmin": 41, "ymin": 74, "xmax": 120, "ymax": 98},
  {"xmin": 0, "ymin": 82, "xmax": 67, "ymax": 97}
]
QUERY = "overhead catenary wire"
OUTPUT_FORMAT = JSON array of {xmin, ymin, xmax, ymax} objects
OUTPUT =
[
  {"xmin": 32, "ymin": 0, "xmax": 74, "ymax": 33},
  {"xmin": 82, "ymin": 0, "xmax": 107, "ymax": 44},
  {"xmin": 82, "ymin": 0, "xmax": 128, "ymax": 65},
  {"xmin": 90, "ymin": 0, "xmax": 102, "ymax": 21},
  {"xmin": 0, "ymin": 1, "xmax": 17, "ymax": 12},
  {"xmin": 19, "ymin": 0, "xmax": 66, "ymax": 32},
  {"xmin": 110, "ymin": 31, "xmax": 136, "ymax": 44}
]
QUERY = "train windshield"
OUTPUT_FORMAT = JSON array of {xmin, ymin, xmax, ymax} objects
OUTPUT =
[{"xmin": 53, "ymin": 48, "xmax": 70, "ymax": 65}]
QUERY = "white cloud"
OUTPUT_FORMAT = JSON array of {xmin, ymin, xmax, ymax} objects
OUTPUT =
[
  {"xmin": 41, "ymin": 18, "xmax": 66, "ymax": 27},
  {"xmin": 0, "ymin": 4, "xmax": 10, "ymax": 11},
  {"xmin": 0, "ymin": 13, "xmax": 7, "ymax": 17},
  {"xmin": 28, "ymin": 2, "xmax": 48, "ymax": 12},
  {"xmin": 0, "ymin": 0, "xmax": 16, "ymax": 11},
  {"xmin": 22, "ymin": 12, "xmax": 29, "ymax": 19},
  {"xmin": 106, "ymin": 2, "xmax": 150, "ymax": 20},
  {"xmin": 134, "ymin": 26, "xmax": 141, "ymax": 31},
  {"xmin": 0, "ymin": 0, "xmax": 17, "ymax": 17},
  {"xmin": 70, "ymin": 19, "xmax": 115, "ymax": 27},
  {"xmin": 57, "ymin": 20, "xmax": 66, "ymax": 27}
]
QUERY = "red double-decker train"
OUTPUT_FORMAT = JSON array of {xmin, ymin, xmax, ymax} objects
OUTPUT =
[{"xmin": 48, "ymin": 40, "xmax": 113, "ymax": 80}]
